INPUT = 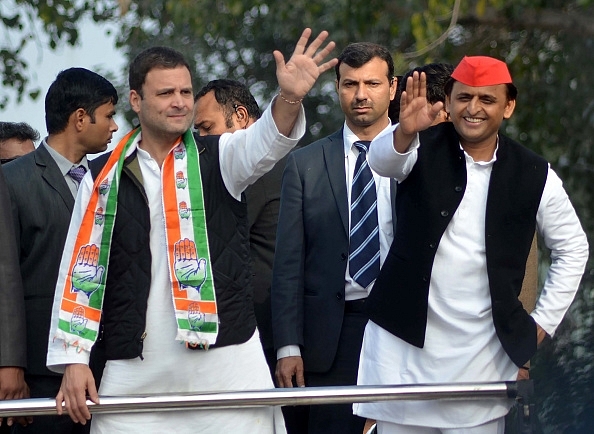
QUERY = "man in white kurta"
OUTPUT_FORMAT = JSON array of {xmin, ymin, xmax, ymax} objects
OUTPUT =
[
  {"xmin": 354, "ymin": 57, "xmax": 588, "ymax": 433},
  {"xmin": 46, "ymin": 30, "xmax": 338, "ymax": 434}
]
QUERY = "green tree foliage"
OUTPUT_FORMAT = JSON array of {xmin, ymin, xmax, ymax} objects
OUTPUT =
[
  {"xmin": 0, "ymin": 0, "xmax": 116, "ymax": 108},
  {"xmin": 3, "ymin": 0, "xmax": 594, "ymax": 431}
]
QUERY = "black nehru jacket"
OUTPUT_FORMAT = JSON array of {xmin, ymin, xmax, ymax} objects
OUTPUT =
[{"xmin": 367, "ymin": 122, "xmax": 548, "ymax": 367}]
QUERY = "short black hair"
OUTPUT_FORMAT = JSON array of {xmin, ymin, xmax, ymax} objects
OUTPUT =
[
  {"xmin": 335, "ymin": 42, "xmax": 394, "ymax": 83},
  {"xmin": 195, "ymin": 79, "xmax": 261, "ymax": 128},
  {"xmin": 45, "ymin": 68, "xmax": 118, "ymax": 134},
  {"xmin": 129, "ymin": 46, "xmax": 191, "ymax": 97},
  {"xmin": 390, "ymin": 63, "xmax": 454, "ymax": 123},
  {"xmin": 0, "ymin": 122, "xmax": 40, "ymax": 144}
]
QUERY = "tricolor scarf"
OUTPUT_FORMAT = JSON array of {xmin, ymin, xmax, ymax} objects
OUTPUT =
[{"xmin": 55, "ymin": 128, "xmax": 218, "ymax": 353}]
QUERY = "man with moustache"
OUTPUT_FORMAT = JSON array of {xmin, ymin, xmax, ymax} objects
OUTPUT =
[{"xmin": 271, "ymin": 42, "xmax": 397, "ymax": 434}]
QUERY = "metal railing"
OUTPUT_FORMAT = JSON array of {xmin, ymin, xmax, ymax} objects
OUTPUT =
[{"xmin": 0, "ymin": 381, "xmax": 527, "ymax": 417}]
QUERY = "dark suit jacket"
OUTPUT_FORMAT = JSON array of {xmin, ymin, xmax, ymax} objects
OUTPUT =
[
  {"xmin": 0, "ymin": 165, "xmax": 27, "ymax": 368},
  {"xmin": 3, "ymin": 146, "xmax": 76, "ymax": 377},
  {"xmin": 272, "ymin": 129, "xmax": 396, "ymax": 373},
  {"xmin": 245, "ymin": 154, "xmax": 288, "ymax": 352}
]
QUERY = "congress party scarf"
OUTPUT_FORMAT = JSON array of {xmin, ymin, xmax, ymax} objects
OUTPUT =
[{"xmin": 55, "ymin": 128, "xmax": 218, "ymax": 353}]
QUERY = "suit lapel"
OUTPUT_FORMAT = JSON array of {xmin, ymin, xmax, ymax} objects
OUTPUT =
[
  {"xmin": 35, "ymin": 145, "xmax": 75, "ymax": 212},
  {"xmin": 322, "ymin": 130, "xmax": 349, "ymax": 235}
]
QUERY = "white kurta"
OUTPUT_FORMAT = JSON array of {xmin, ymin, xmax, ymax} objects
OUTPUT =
[
  {"xmin": 354, "ymin": 125, "xmax": 589, "ymax": 428},
  {"xmin": 47, "ymin": 99, "xmax": 305, "ymax": 433}
]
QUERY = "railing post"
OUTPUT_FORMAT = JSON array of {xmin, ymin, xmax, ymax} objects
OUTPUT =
[{"xmin": 515, "ymin": 380, "xmax": 536, "ymax": 434}]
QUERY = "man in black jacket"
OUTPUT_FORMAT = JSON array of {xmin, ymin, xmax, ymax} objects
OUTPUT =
[
  {"xmin": 47, "ymin": 29, "xmax": 337, "ymax": 433},
  {"xmin": 356, "ymin": 57, "xmax": 588, "ymax": 433},
  {"xmin": 194, "ymin": 79, "xmax": 284, "ymax": 376}
]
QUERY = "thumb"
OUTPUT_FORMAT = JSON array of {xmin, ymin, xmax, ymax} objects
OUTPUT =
[
  {"xmin": 430, "ymin": 101, "xmax": 444, "ymax": 117},
  {"xmin": 96, "ymin": 266, "xmax": 105, "ymax": 282},
  {"xmin": 273, "ymin": 50, "xmax": 286, "ymax": 73}
]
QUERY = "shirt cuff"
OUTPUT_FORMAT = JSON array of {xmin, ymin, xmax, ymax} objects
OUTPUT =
[
  {"xmin": 277, "ymin": 345, "xmax": 301, "ymax": 360},
  {"xmin": 46, "ymin": 338, "xmax": 90, "ymax": 374}
]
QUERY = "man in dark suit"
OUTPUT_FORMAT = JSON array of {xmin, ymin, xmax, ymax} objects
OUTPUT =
[
  {"xmin": 0, "ymin": 121, "xmax": 38, "ymax": 434},
  {"xmin": 194, "ymin": 79, "xmax": 285, "ymax": 374},
  {"xmin": 0, "ymin": 165, "xmax": 27, "ymax": 431},
  {"xmin": 1, "ymin": 67, "xmax": 118, "ymax": 434},
  {"xmin": 271, "ymin": 42, "xmax": 397, "ymax": 434}
]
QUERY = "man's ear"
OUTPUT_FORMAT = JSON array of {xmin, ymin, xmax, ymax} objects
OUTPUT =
[
  {"xmin": 129, "ymin": 90, "xmax": 142, "ymax": 114},
  {"xmin": 235, "ymin": 106, "xmax": 250, "ymax": 129},
  {"xmin": 503, "ymin": 98, "xmax": 516, "ymax": 120},
  {"xmin": 445, "ymin": 95, "xmax": 451, "ymax": 115},
  {"xmin": 73, "ymin": 108, "xmax": 87, "ymax": 132}
]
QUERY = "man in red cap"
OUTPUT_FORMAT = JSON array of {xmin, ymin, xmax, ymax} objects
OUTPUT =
[{"xmin": 354, "ymin": 56, "xmax": 589, "ymax": 433}]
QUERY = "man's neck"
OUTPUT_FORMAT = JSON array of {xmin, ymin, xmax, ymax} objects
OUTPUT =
[
  {"xmin": 137, "ymin": 131, "xmax": 182, "ymax": 167},
  {"xmin": 46, "ymin": 133, "xmax": 84, "ymax": 164},
  {"xmin": 347, "ymin": 117, "xmax": 390, "ymax": 142},
  {"xmin": 461, "ymin": 142, "xmax": 497, "ymax": 162}
]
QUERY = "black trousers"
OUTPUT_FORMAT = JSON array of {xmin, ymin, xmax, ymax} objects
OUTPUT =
[{"xmin": 284, "ymin": 302, "xmax": 368, "ymax": 434}]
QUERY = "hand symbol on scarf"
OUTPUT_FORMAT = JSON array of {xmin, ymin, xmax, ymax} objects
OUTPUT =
[
  {"xmin": 71, "ymin": 244, "xmax": 105, "ymax": 297},
  {"xmin": 174, "ymin": 238, "xmax": 207, "ymax": 292},
  {"xmin": 70, "ymin": 306, "xmax": 88, "ymax": 335},
  {"xmin": 188, "ymin": 302, "xmax": 205, "ymax": 331}
]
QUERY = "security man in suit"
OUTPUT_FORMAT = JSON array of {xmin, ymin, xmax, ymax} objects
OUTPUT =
[
  {"xmin": 271, "ymin": 42, "xmax": 397, "ymax": 434},
  {"xmin": 1, "ymin": 67, "xmax": 118, "ymax": 434},
  {"xmin": 0, "ymin": 165, "xmax": 27, "ymax": 430},
  {"xmin": 194, "ymin": 79, "xmax": 286, "ymax": 376}
]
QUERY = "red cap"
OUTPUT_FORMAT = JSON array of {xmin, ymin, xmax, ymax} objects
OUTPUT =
[{"xmin": 451, "ymin": 56, "xmax": 512, "ymax": 87}]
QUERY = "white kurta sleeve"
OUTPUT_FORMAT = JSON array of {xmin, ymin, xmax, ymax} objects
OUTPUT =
[
  {"xmin": 531, "ymin": 166, "xmax": 589, "ymax": 337},
  {"xmin": 218, "ymin": 96, "xmax": 306, "ymax": 200},
  {"xmin": 367, "ymin": 124, "xmax": 420, "ymax": 182}
]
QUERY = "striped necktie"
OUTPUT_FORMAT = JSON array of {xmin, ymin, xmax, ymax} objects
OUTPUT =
[{"xmin": 349, "ymin": 140, "xmax": 380, "ymax": 288}]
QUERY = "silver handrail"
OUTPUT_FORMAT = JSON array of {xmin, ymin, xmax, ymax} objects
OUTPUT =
[{"xmin": 0, "ymin": 382, "xmax": 519, "ymax": 417}]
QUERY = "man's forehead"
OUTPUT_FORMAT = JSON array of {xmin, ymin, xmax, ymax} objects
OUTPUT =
[
  {"xmin": 451, "ymin": 81, "xmax": 507, "ymax": 97},
  {"xmin": 0, "ymin": 137, "xmax": 34, "ymax": 150},
  {"xmin": 144, "ymin": 66, "xmax": 192, "ymax": 85},
  {"xmin": 338, "ymin": 58, "xmax": 389, "ymax": 80}
]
